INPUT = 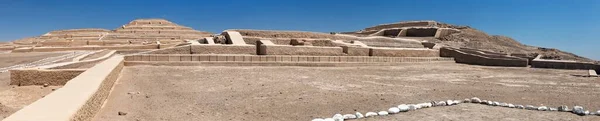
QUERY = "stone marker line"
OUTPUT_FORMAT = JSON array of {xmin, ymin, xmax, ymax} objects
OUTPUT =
[
  {"xmin": 0, "ymin": 51, "xmax": 93, "ymax": 73},
  {"xmin": 312, "ymin": 97, "xmax": 600, "ymax": 121}
]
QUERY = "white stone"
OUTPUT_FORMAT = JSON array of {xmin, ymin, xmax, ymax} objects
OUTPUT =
[
  {"xmin": 471, "ymin": 97, "xmax": 482, "ymax": 103},
  {"xmin": 377, "ymin": 111, "xmax": 389, "ymax": 116},
  {"xmin": 481, "ymin": 100, "xmax": 488, "ymax": 104},
  {"xmin": 343, "ymin": 114, "xmax": 357, "ymax": 119},
  {"xmin": 365, "ymin": 112, "xmax": 378, "ymax": 117},
  {"xmin": 436, "ymin": 101, "xmax": 447, "ymax": 106},
  {"xmin": 499, "ymin": 103, "xmax": 508, "ymax": 107},
  {"xmin": 324, "ymin": 118, "xmax": 335, "ymax": 121},
  {"xmin": 446, "ymin": 100, "xmax": 454, "ymax": 105},
  {"xmin": 398, "ymin": 104, "xmax": 410, "ymax": 112},
  {"xmin": 355, "ymin": 112, "xmax": 364, "ymax": 119},
  {"xmin": 508, "ymin": 104, "xmax": 515, "ymax": 108},
  {"xmin": 538, "ymin": 106, "xmax": 548, "ymax": 111},
  {"xmin": 573, "ymin": 106, "xmax": 586, "ymax": 116},
  {"xmin": 388, "ymin": 107, "xmax": 400, "ymax": 114},
  {"xmin": 454, "ymin": 100, "xmax": 462, "ymax": 105},
  {"xmin": 492, "ymin": 101, "xmax": 500, "ymax": 106},
  {"xmin": 549, "ymin": 108, "xmax": 558, "ymax": 111},
  {"xmin": 525, "ymin": 105, "xmax": 537, "ymax": 110},
  {"xmin": 558, "ymin": 106, "xmax": 570, "ymax": 112},
  {"xmin": 516, "ymin": 105, "xmax": 525, "ymax": 109},
  {"xmin": 332, "ymin": 114, "xmax": 344, "ymax": 121},
  {"xmin": 464, "ymin": 98, "xmax": 471, "ymax": 103},
  {"xmin": 596, "ymin": 110, "xmax": 600, "ymax": 116},
  {"xmin": 312, "ymin": 118, "xmax": 325, "ymax": 121}
]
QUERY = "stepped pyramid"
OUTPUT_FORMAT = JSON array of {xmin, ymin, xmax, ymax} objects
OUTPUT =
[{"xmin": 13, "ymin": 18, "xmax": 213, "ymax": 46}]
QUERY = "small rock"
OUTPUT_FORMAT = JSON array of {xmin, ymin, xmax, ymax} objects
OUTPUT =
[
  {"xmin": 436, "ymin": 101, "xmax": 447, "ymax": 106},
  {"xmin": 446, "ymin": 100, "xmax": 455, "ymax": 105},
  {"xmin": 430, "ymin": 101, "xmax": 438, "ymax": 107},
  {"xmin": 324, "ymin": 118, "xmax": 335, "ymax": 121},
  {"xmin": 549, "ymin": 108, "xmax": 558, "ymax": 111},
  {"xmin": 492, "ymin": 101, "xmax": 500, "ymax": 106},
  {"xmin": 377, "ymin": 111, "xmax": 389, "ymax": 116},
  {"xmin": 499, "ymin": 103, "xmax": 508, "ymax": 107},
  {"xmin": 409, "ymin": 104, "xmax": 420, "ymax": 110},
  {"xmin": 471, "ymin": 97, "xmax": 482, "ymax": 103},
  {"xmin": 398, "ymin": 104, "xmax": 410, "ymax": 112},
  {"xmin": 573, "ymin": 106, "xmax": 586, "ymax": 116},
  {"xmin": 481, "ymin": 100, "xmax": 488, "ymax": 104},
  {"xmin": 558, "ymin": 106, "xmax": 570, "ymax": 112},
  {"xmin": 454, "ymin": 100, "xmax": 462, "ymax": 105},
  {"xmin": 538, "ymin": 106, "xmax": 548, "ymax": 111},
  {"xmin": 525, "ymin": 105, "xmax": 537, "ymax": 110},
  {"xmin": 463, "ymin": 98, "xmax": 471, "ymax": 103},
  {"xmin": 597, "ymin": 110, "xmax": 600, "ymax": 116},
  {"xmin": 43, "ymin": 83, "xmax": 49, "ymax": 87},
  {"xmin": 419, "ymin": 103, "xmax": 432, "ymax": 108},
  {"xmin": 343, "ymin": 114, "xmax": 357, "ymax": 119},
  {"xmin": 312, "ymin": 118, "xmax": 324, "ymax": 121},
  {"xmin": 516, "ymin": 105, "xmax": 525, "ymax": 109},
  {"xmin": 355, "ymin": 112, "xmax": 364, "ymax": 118},
  {"xmin": 388, "ymin": 107, "xmax": 400, "ymax": 114},
  {"xmin": 365, "ymin": 112, "xmax": 377, "ymax": 117},
  {"xmin": 487, "ymin": 101, "xmax": 494, "ymax": 106},
  {"xmin": 508, "ymin": 104, "xmax": 515, "ymax": 108},
  {"xmin": 332, "ymin": 114, "xmax": 343, "ymax": 120},
  {"xmin": 51, "ymin": 88, "xmax": 56, "ymax": 91},
  {"xmin": 118, "ymin": 111, "xmax": 127, "ymax": 116}
]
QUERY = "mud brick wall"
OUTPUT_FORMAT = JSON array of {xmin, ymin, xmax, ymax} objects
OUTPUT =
[
  {"xmin": 440, "ymin": 47, "xmax": 528, "ymax": 67},
  {"xmin": 342, "ymin": 46, "xmax": 370, "ymax": 56},
  {"xmin": 370, "ymin": 48, "xmax": 439, "ymax": 57},
  {"xmin": 365, "ymin": 21, "xmax": 434, "ymax": 31},
  {"xmin": 531, "ymin": 59, "xmax": 596, "ymax": 70},
  {"xmin": 9, "ymin": 69, "xmax": 86, "ymax": 86},
  {"xmin": 258, "ymin": 45, "xmax": 345, "ymax": 56},
  {"xmin": 191, "ymin": 45, "xmax": 256, "ymax": 55}
]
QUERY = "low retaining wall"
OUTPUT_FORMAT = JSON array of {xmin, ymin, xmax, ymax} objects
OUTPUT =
[
  {"xmin": 258, "ymin": 45, "xmax": 345, "ymax": 56},
  {"xmin": 531, "ymin": 56, "xmax": 596, "ymax": 70},
  {"xmin": 440, "ymin": 47, "xmax": 528, "ymax": 67},
  {"xmin": 9, "ymin": 69, "xmax": 86, "ymax": 86},
  {"xmin": 4, "ymin": 56, "xmax": 124, "ymax": 121},
  {"xmin": 191, "ymin": 45, "xmax": 256, "ymax": 55},
  {"xmin": 12, "ymin": 45, "xmax": 159, "ymax": 53},
  {"xmin": 342, "ymin": 46, "xmax": 370, "ymax": 56},
  {"xmin": 370, "ymin": 47, "xmax": 439, "ymax": 57},
  {"xmin": 124, "ymin": 54, "xmax": 453, "ymax": 63}
]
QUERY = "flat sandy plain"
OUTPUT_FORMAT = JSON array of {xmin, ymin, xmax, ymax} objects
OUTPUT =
[
  {"xmin": 95, "ymin": 62, "xmax": 600, "ymax": 121},
  {"xmin": 0, "ymin": 52, "xmax": 67, "ymax": 119}
]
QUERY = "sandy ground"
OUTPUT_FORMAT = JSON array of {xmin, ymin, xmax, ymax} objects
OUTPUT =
[
  {"xmin": 82, "ymin": 50, "xmax": 111, "ymax": 61},
  {"xmin": 0, "ymin": 52, "xmax": 69, "ymax": 68},
  {"xmin": 95, "ymin": 63, "xmax": 600, "ymax": 121},
  {"xmin": 0, "ymin": 86, "xmax": 60, "ymax": 119}
]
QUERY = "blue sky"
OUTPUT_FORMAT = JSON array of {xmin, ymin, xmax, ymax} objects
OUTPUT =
[{"xmin": 0, "ymin": 0, "xmax": 598, "ymax": 60}]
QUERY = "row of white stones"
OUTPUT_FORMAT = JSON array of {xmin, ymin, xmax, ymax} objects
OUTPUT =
[
  {"xmin": 0, "ymin": 51, "xmax": 92, "ymax": 73},
  {"xmin": 312, "ymin": 97, "xmax": 600, "ymax": 121}
]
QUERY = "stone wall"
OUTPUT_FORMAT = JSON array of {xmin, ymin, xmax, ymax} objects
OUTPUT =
[
  {"xmin": 405, "ymin": 28, "xmax": 438, "ymax": 37},
  {"xmin": 191, "ymin": 45, "xmax": 256, "ymax": 55},
  {"xmin": 440, "ymin": 47, "xmax": 528, "ymax": 67},
  {"xmin": 124, "ymin": 54, "xmax": 454, "ymax": 64},
  {"xmin": 143, "ymin": 45, "xmax": 191, "ymax": 54},
  {"xmin": 370, "ymin": 47, "xmax": 439, "ymax": 57},
  {"xmin": 434, "ymin": 28, "xmax": 461, "ymax": 38},
  {"xmin": 9, "ymin": 69, "xmax": 86, "ymax": 86},
  {"xmin": 258, "ymin": 45, "xmax": 345, "ymax": 56}
]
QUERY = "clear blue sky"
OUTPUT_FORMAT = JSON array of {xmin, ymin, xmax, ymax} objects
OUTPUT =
[{"xmin": 0, "ymin": 0, "xmax": 598, "ymax": 60}]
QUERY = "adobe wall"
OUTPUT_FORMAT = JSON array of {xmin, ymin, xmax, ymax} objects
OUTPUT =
[
  {"xmin": 124, "ymin": 54, "xmax": 454, "ymax": 64},
  {"xmin": 342, "ymin": 46, "xmax": 370, "ymax": 56},
  {"xmin": 257, "ymin": 45, "xmax": 345, "ymax": 56},
  {"xmin": 440, "ymin": 47, "xmax": 529, "ymax": 67},
  {"xmin": 365, "ymin": 21, "xmax": 435, "ymax": 31},
  {"xmin": 405, "ymin": 28, "xmax": 438, "ymax": 37},
  {"xmin": 191, "ymin": 45, "xmax": 256, "ymax": 55},
  {"xmin": 9, "ymin": 69, "xmax": 86, "ymax": 86},
  {"xmin": 4, "ymin": 56, "xmax": 124, "ymax": 121},
  {"xmin": 531, "ymin": 56, "xmax": 596, "ymax": 70},
  {"xmin": 370, "ymin": 48, "xmax": 439, "ymax": 57},
  {"xmin": 22, "ymin": 45, "xmax": 159, "ymax": 52},
  {"xmin": 434, "ymin": 28, "xmax": 461, "ymax": 38},
  {"xmin": 142, "ymin": 45, "xmax": 191, "ymax": 54}
]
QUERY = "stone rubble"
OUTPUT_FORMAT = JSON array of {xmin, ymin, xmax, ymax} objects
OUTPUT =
[{"xmin": 312, "ymin": 97, "xmax": 600, "ymax": 120}]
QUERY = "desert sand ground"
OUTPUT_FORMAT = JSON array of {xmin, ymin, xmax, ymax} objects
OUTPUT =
[
  {"xmin": 0, "ymin": 52, "xmax": 68, "ymax": 119},
  {"xmin": 94, "ymin": 62, "xmax": 600, "ymax": 121}
]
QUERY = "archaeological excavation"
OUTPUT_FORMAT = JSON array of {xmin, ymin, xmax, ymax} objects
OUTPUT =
[{"xmin": 0, "ymin": 18, "xmax": 598, "ymax": 121}]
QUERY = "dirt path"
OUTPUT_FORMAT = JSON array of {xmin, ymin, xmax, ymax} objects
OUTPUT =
[{"xmin": 94, "ymin": 63, "xmax": 600, "ymax": 121}]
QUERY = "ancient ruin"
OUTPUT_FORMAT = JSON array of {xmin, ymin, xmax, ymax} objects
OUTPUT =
[{"xmin": 0, "ymin": 18, "xmax": 598, "ymax": 121}]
